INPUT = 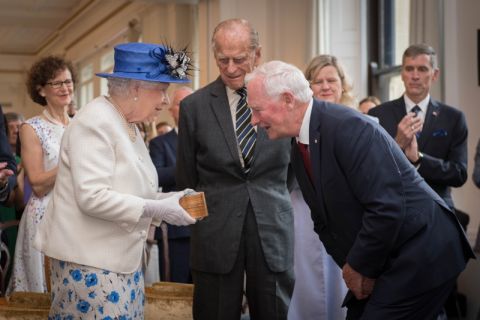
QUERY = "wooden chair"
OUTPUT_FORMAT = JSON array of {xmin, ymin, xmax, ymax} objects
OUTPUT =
[{"xmin": 0, "ymin": 220, "xmax": 19, "ymax": 296}]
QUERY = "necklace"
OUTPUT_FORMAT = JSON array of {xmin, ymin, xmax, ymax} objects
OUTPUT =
[
  {"xmin": 42, "ymin": 109, "xmax": 69, "ymax": 127},
  {"xmin": 105, "ymin": 96, "xmax": 137, "ymax": 142}
]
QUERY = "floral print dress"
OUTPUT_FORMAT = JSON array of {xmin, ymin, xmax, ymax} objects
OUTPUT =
[
  {"xmin": 7, "ymin": 116, "xmax": 66, "ymax": 294},
  {"xmin": 48, "ymin": 259, "xmax": 145, "ymax": 319}
]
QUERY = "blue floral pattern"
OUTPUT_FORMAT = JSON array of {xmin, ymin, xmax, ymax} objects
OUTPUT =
[
  {"xmin": 7, "ymin": 116, "xmax": 67, "ymax": 294},
  {"xmin": 49, "ymin": 259, "xmax": 144, "ymax": 319}
]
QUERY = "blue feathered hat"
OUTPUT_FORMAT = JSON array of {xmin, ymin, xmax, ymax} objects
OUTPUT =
[{"xmin": 96, "ymin": 42, "xmax": 192, "ymax": 83}]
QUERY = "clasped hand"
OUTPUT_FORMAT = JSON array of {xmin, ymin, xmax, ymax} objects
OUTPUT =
[
  {"xmin": 0, "ymin": 162, "xmax": 14, "ymax": 188},
  {"xmin": 395, "ymin": 112, "xmax": 423, "ymax": 150},
  {"xmin": 143, "ymin": 189, "xmax": 196, "ymax": 226},
  {"xmin": 342, "ymin": 263, "xmax": 376, "ymax": 300}
]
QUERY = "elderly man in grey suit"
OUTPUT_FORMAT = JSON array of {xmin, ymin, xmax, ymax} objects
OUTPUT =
[{"xmin": 176, "ymin": 19, "xmax": 294, "ymax": 319}]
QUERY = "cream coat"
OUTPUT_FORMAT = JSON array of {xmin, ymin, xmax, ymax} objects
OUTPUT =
[{"xmin": 34, "ymin": 96, "xmax": 160, "ymax": 274}]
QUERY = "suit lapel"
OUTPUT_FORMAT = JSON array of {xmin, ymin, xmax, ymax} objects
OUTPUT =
[
  {"xmin": 248, "ymin": 127, "xmax": 266, "ymax": 172},
  {"xmin": 308, "ymin": 101, "xmax": 328, "ymax": 225},
  {"xmin": 393, "ymin": 97, "xmax": 408, "ymax": 124},
  {"xmin": 209, "ymin": 78, "xmax": 244, "ymax": 168},
  {"xmin": 418, "ymin": 99, "xmax": 440, "ymax": 150},
  {"xmin": 166, "ymin": 130, "xmax": 178, "ymax": 162}
]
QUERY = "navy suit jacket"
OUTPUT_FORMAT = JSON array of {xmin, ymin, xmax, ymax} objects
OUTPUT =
[
  {"xmin": 368, "ymin": 96, "xmax": 468, "ymax": 208},
  {"xmin": 149, "ymin": 129, "xmax": 190, "ymax": 239},
  {"xmin": 292, "ymin": 100, "xmax": 473, "ymax": 304}
]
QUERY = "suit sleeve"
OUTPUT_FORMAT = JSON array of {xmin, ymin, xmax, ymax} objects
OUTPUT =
[
  {"xmin": 149, "ymin": 138, "xmax": 175, "ymax": 189},
  {"xmin": 0, "ymin": 106, "xmax": 17, "ymax": 202},
  {"xmin": 175, "ymin": 100, "xmax": 198, "ymax": 189},
  {"xmin": 417, "ymin": 110, "xmax": 467, "ymax": 187},
  {"xmin": 334, "ymin": 117, "xmax": 406, "ymax": 278},
  {"xmin": 473, "ymin": 138, "xmax": 480, "ymax": 188}
]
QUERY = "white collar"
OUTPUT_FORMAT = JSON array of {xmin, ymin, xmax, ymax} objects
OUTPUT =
[
  {"xmin": 297, "ymin": 99, "xmax": 313, "ymax": 144},
  {"xmin": 404, "ymin": 94, "xmax": 430, "ymax": 114},
  {"xmin": 226, "ymin": 86, "xmax": 238, "ymax": 101}
]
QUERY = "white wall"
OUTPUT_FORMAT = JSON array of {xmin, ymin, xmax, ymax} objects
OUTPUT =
[
  {"xmin": 445, "ymin": 1, "xmax": 480, "ymax": 319},
  {"xmin": 447, "ymin": 0, "xmax": 480, "ymax": 241},
  {"xmin": 199, "ymin": 0, "xmax": 315, "ymax": 84},
  {"xmin": 201, "ymin": 0, "xmax": 366, "ymax": 102},
  {"xmin": 0, "ymin": 54, "xmax": 35, "ymax": 118},
  {"xmin": 327, "ymin": 0, "xmax": 365, "ymax": 103}
]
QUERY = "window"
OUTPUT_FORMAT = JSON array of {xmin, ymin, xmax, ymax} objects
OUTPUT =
[
  {"xmin": 367, "ymin": 0, "xmax": 411, "ymax": 102},
  {"xmin": 100, "ymin": 50, "xmax": 115, "ymax": 96},
  {"xmin": 75, "ymin": 30, "xmax": 133, "ymax": 108},
  {"xmin": 79, "ymin": 63, "xmax": 94, "ymax": 109}
]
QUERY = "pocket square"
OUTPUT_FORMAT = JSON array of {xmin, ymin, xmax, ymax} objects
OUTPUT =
[{"xmin": 432, "ymin": 129, "xmax": 448, "ymax": 137}]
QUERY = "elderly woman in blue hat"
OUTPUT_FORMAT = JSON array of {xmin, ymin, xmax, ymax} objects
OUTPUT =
[{"xmin": 34, "ymin": 42, "xmax": 196, "ymax": 319}]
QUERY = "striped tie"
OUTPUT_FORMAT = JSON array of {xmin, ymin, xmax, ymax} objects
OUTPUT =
[{"xmin": 235, "ymin": 87, "xmax": 256, "ymax": 173}]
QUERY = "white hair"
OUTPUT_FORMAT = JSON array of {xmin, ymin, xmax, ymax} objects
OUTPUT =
[
  {"xmin": 245, "ymin": 60, "xmax": 312, "ymax": 103},
  {"xmin": 107, "ymin": 78, "xmax": 163, "ymax": 98},
  {"xmin": 174, "ymin": 86, "xmax": 194, "ymax": 94}
]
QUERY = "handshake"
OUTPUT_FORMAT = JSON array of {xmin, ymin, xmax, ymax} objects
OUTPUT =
[{"xmin": 143, "ymin": 189, "xmax": 207, "ymax": 226}]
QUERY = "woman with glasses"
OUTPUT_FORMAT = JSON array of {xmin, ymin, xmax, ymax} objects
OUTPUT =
[{"xmin": 7, "ymin": 56, "xmax": 76, "ymax": 294}]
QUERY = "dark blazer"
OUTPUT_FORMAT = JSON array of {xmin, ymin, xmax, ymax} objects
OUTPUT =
[
  {"xmin": 292, "ymin": 100, "xmax": 474, "ymax": 304},
  {"xmin": 149, "ymin": 129, "xmax": 190, "ymax": 239},
  {"xmin": 176, "ymin": 77, "xmax": 293, "ymax": 274},
  {"xmin": 150, "ymin": 129, "xmax": 177, "ymax": 192},
  {"xmin": 473, "ymin": 138, "xmax": 480, "ymax": 188},
  {"xmin": 368, "ymin": 96, "xmax": 468, "ymax": 208},
  {"xmin": 0, "ymin": 105, "xmax": 16, "ymax": 202}
]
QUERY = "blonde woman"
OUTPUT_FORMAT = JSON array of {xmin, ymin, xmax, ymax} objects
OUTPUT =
[{"xmin": 305, "ymin": 54, "xmax": 356, "ymax": 107}]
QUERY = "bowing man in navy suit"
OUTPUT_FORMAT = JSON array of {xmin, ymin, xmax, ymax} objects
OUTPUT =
[
  {"xmin": 149, "ymin": 86, "xmax": 194, "ymax": 283},
  {"xmin": 245, "ymin": 60, "xmax": 475, "ymax": 320},
  {"xmin": 368, "ymin": 44, "xmax": 467, "ymax": 210}
]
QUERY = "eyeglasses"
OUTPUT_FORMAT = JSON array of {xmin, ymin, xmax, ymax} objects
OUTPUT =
[
  {"xmin": 216, "ymin": 51, "xmax": 255, "ymax": 67},
  {"xmin": 46, "ymin": 79, "xmax": 73, "ymax": 89}
]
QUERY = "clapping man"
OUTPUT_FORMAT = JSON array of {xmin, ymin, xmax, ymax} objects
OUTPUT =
[{"xmin": 369, "ymin": 44, "xmax": 468, "ymax": 211}]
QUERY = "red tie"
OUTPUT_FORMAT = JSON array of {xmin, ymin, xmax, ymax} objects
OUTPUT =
[{"xmin": 297, "ymin": 142, "xmax": 313, "ymax": 182}]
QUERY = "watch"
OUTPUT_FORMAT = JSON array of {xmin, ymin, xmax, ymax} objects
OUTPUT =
[{"xmin": 411, "ymin": 152, "xmax": 423, "ymax": 166}]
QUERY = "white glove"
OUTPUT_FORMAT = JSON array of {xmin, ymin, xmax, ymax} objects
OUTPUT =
[
  {"xmin": 143, "ymin": 191, "xmax": 196, "ymax": 226},
  {"xmin": 155, "ymin": 188, "xmax": 195, "ymax": 200}
]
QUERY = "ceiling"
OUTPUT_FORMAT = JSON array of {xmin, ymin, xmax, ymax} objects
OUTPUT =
[
  {"xmin": 0, "ymin": 0, "xmax": 197, "ymax": 56},
  {"xmin": 0, "ymin": 0, "xmax": 85, "ymax": 55}
]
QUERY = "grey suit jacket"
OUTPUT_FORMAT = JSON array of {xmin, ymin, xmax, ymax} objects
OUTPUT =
[{"xmin": 176, "ymin": 77, "xmax": 293, "ymax": 274}]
